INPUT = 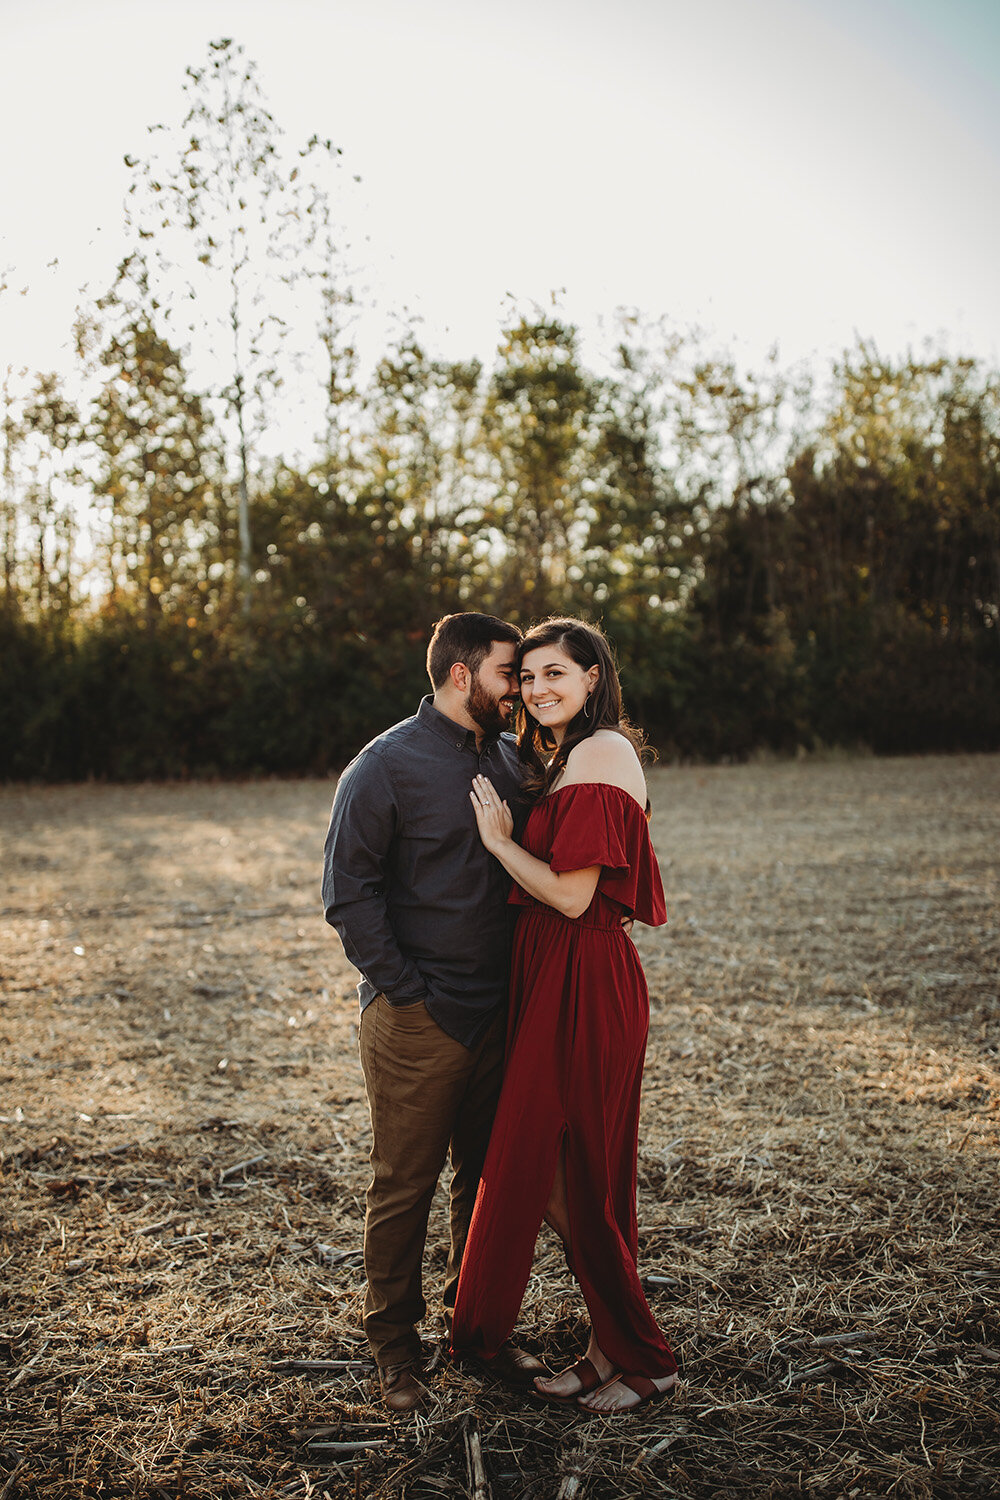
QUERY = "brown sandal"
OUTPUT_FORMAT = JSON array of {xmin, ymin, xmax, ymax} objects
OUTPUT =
[
  {"xmin": 579, "ymin": 1371, "xmax": 677, "ymax": 1414},
  {"xmin": 533, "ymin": 1356, "xmax": 614, "ymax": 1405}
]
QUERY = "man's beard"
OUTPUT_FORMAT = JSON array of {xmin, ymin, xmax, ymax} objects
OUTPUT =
[{"xmin": 467, "ymin": 673, "xmax": 516, "ymax": 740}]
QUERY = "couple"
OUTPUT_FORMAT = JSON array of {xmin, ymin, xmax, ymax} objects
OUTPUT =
[{"xmin": 322, "ymin": 612, "xmax": 677, "ymax": 1416}]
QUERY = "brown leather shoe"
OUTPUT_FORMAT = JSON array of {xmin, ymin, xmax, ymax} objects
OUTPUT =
[
  {"xmin": 380, "ymin": 1362, "xmax": 429, "ymax": 1414},
  {"xmin": 478, "ymin": 1340, "xmax": 551, "ymax": 1389}
]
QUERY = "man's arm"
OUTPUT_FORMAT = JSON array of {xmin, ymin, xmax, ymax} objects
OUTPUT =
[{"xmin": 322, "ymin": 750, "xmax": 429, "ymax": 1005}]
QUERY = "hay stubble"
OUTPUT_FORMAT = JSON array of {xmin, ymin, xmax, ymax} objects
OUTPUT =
[{"xmin": 1, "ymin": 756, "xmax": 998, "ymax": 1497}]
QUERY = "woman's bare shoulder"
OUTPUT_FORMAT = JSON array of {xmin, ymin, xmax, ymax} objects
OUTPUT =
[{"xmin": 561, "ymin": 731, "xmax": 646, "ymax": 803}]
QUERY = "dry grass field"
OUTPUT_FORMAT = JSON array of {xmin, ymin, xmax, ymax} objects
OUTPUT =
[{"xmin": 1, "ymin": 755, "xmax": 998, "ymax": 1499}]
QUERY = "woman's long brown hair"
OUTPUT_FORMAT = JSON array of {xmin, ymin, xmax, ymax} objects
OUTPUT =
[{"xmin": 514, "ymin": 617, "xmax": 649, "ymax": 803}]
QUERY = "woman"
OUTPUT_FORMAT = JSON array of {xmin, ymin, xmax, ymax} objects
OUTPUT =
[{"xmin": 451, "ymin": 617, "xmax": 678, "ymax": 1414}]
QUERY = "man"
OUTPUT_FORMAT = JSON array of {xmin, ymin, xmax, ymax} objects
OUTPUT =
[{"xmin": 322, "ymin": 612, "xmax": 546, "ymax": 1412}]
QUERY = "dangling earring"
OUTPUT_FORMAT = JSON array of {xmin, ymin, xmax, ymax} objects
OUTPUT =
[{"xmin": 583, "ymin": 695, "xmax": 591, "ymax": 719}]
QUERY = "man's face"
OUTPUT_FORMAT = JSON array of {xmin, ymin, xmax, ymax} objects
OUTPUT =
[{"xmin": 466, "ymin": 641, "xmax": 520, "ymax": 738}]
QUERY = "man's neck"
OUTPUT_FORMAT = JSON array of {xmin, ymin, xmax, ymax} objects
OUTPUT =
[{"xmin": 431, "ymin": 691, "xmax": 483, "ymax": 750}]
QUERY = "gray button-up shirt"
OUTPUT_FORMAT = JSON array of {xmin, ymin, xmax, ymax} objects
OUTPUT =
[{"xmin": 322, "ymin": 696, "xmax": 524, "ymax": 1047}]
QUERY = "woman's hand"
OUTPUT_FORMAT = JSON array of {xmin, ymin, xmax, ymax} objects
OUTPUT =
[
  {"xmin": 470, "ymin": 774, "xmax": 514, "ymax": 854},
  {"xmin": 470, "ymin": 776, "xmax": 599, "ymax": 917}
]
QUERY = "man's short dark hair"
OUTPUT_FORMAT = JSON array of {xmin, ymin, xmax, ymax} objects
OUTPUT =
[{"xmin": 426, "ymin": 613, "xmax": 522, "ymax": 690}]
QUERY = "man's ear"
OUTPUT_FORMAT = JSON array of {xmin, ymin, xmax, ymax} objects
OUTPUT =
[{"xmin": 449, "ymin": 661, "xmax": 471, "ymax": 693}]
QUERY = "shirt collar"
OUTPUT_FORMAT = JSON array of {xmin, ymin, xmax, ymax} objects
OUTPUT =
[{"xmin": 417, "ymin": 695, "xmax": 481, "ymax": 752}]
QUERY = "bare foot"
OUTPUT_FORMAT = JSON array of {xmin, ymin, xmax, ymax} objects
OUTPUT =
[
  {"xmin": 534, "ymin": 1352, "xmax": 616, "ymax": 1400},
  {"xmin": 578, "ymin": 1371, "xmax": 679, "ymax": 1413}
]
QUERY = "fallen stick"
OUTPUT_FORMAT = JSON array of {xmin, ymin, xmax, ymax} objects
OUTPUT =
[
  {"xmin": 464, "ymin": 1416, "xmax": 492, "ymax": 1500},
  {"xmin": 786, "ymin": 1361, "xmax": 840, "ymax": 1385},
  {"xmin": 219, "ymin": 1154, "xmax": 267, "ymax": 1183},
  {"xmin": 0, "ymin": 1462, "xmax": 27, "ymax": 1500},
  {"xmin": 795, "ymin": 1331, "xmax": 880, "ymax": 1350},
  {"xmin": 315, "ymin": 1245, "xmax": 363, "ymax": 1266},
  {"xmin": 307, "ymin": 1439, "xmax": 387, "ymax": 1454},
  {"xmin": 556, "ymin": 1448, "xmax": 588, "ymax": 1500},
  {"xmin": 129, "ymin": 1344, "xmax": 195, "ymax": 1357},
  {"xmin": 556, "ymin": 1474, "xmax": 585, "ymax": 1499},
  {"xmin": 8, "ymin": 1340, "xmax": 51, "ymax": 1391},
  {"xmin": 297, "ymin": 1423, "xmax": 391, "ymax": 1439},
  {"xmin": 135, "ymin": 1217, "xmax": 179, "ymax": 1238},
  {"xmin": 638, "ymin": 1223, "xmax": 702, "ymax": 1234},
  {"xmin": 30, "ymin": 1170, "xmax": 103, "ymax": 1182},
  {"xmin": 639, "ymin": 1432, "xmax": 684, "ymax": 1462},
  {"xmin": 278, "ymin": 1479, "xmax": 309, "ymax": 1498},
  {"xmin": 271, "ymin": 1358, "xmax": 373, "ymax": 1372}
]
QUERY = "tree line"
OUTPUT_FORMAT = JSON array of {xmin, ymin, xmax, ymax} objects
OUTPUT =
[{"xmin": 2, "ymin": 40, "xmax": 998, "ymax": 780}]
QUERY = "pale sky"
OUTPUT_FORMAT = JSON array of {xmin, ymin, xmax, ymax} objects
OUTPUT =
[{"xmin": 1, "ymin": 0, "xmax": 998, "ymax": 405}]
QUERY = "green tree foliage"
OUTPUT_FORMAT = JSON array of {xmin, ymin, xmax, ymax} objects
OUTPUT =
[
  {"xmin": 11, "ymin": 373, "xmax": 80, "ymax": 623},
  {"xmin": 5, "ymin": 329, "xmax": 998, "ymax": 778},
  {"xmin": 675, "ymin": 347, "xmax": 1000, "ymax": 756},
  {"xmin": 86, "ymin": 283, "xmax": 219, "ymax": 623},
  {"xmin": 782, "ymin": 349, "xmax": 1000, "ymax": 750},
  {"xmin": 583, "ymin": 328, "xmax": 691, "ymax": 613},
  {"xmin": 476, "ymin": 315, "xmax": 597, "ymax": 618},
  {"xmin": 1, "ymin": 367, "xmax": 28, "ymax": 617},
  {"xmin": 358, "ymin": 331, "xmax": 484, "ymax": 607}
]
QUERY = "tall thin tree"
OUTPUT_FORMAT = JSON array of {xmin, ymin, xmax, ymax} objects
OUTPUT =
[{"xmin": 123, "ymin": 38, "xmax": 327, "ymax": 608}]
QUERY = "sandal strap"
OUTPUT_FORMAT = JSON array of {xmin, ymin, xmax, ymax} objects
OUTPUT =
[
  {"xmin": 617, "ymin": 1373, "xmax": 659, "ymax": 1400},
  {"xmin": 569, "ymin": 1356, "xmax": 606, "ymax": 1394}
]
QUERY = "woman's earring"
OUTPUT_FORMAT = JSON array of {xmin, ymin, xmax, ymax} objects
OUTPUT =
[{"xmin": 583, "ymin": 695, "xmax": 591, "ymax": 719}]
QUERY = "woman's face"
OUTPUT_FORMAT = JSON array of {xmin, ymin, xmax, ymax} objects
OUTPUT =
[{"xmin": 519, "ymin": 643, "xmax": 598, "ymax": 743}]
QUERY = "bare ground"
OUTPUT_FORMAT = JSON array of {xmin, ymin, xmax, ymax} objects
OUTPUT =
[{"xmin": 1, "ymin": 754, "xmax": 998, "ymax": 1499}]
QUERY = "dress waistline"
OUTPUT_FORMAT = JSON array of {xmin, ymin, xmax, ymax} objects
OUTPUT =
[{"xmin": 511, "ymin": 903, "xmax": 628, "ymax": 933}]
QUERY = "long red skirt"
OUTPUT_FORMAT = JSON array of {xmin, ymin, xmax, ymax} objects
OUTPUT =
[{"xmin": 451, "ymin": 888, "xmax": 677, "ymax": 1378}]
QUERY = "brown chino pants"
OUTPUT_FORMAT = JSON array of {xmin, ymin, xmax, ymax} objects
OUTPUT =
[{"xmin": 358, "ymin": 993, "xmax": 505, "ymax": 1371}]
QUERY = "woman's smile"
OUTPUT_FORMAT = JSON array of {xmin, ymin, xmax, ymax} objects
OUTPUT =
[{"xmin": 520, "ymin": 643, "xmax": 598, "ymax": 741}]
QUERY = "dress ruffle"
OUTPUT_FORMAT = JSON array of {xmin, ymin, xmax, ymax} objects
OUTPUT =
[{"xmin": 509, "ymin": 782, "xmax": 667, "ymax": 928}]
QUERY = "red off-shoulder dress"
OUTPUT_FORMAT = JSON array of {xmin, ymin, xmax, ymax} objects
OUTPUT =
[{"xmin": 452, "ymin": 782, "xmax": 677, "ymax": 1379}]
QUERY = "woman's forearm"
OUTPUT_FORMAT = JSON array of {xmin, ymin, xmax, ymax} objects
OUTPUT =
[
  {"xmin": 468, "ymin": 774, "xmax": 599, "ymax": 919},
  {"xmin": 491, "ymin": 838, "xmax": 600, "ymax": 920}
]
